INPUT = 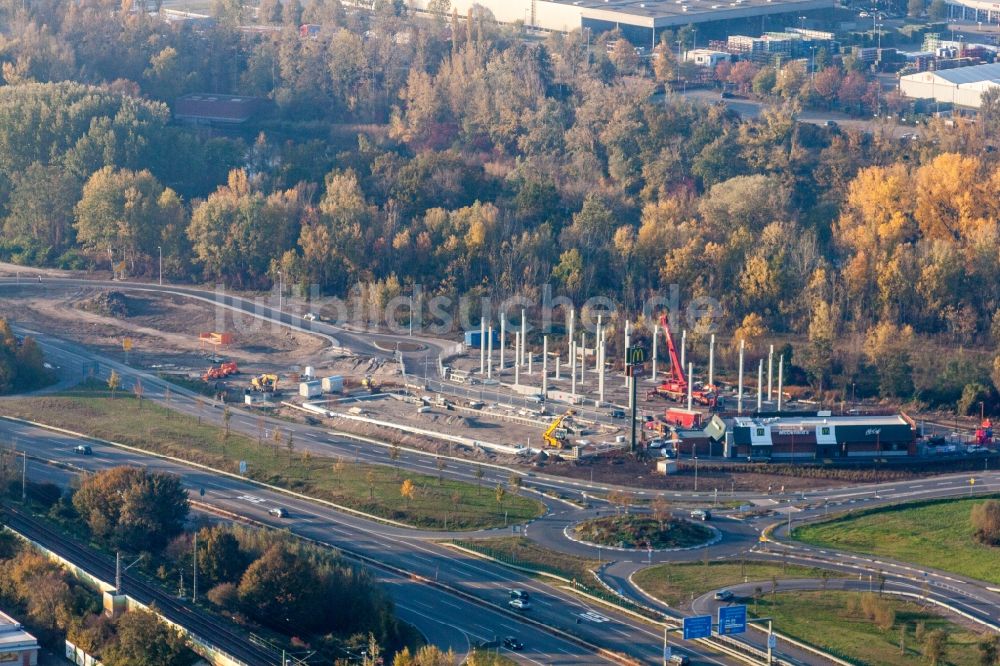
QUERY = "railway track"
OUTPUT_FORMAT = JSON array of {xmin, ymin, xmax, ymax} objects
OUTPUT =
[{"xmin": 4, "ymin": 506, "xmax": 281, "ymax": 666}]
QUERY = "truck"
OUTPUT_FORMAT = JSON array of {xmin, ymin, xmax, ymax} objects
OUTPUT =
[{"xmin": 665, "ymin": 407, "xmax": 703, "ymax": 429}]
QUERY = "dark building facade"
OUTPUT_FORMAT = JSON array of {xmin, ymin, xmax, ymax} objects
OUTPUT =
[{"xmin": 731, "ymin": 415, "xmax": 916, "ymax": 460}]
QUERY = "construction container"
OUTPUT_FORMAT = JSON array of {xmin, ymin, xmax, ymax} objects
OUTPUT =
[
  {"xmin": 299, "ymin": 381, "xmax": 323, "ymax": 398},
  {"xmin": 656, "ymin": 459, "xmax": 679, "ymax": 475},
  {"xmin": 665, "ymin": 407, "xmax": 703, "ymax": 429},
  {"xmin": 321, "ymin": 375, "xmax": 344, "ymax": 393},
  {"xmin": 463, "ymin": 330, "xmax": 500, "ymax": 348},
  {"xmin": 303, "ymin": 366, "xmax": 315, "ymax": 379}
]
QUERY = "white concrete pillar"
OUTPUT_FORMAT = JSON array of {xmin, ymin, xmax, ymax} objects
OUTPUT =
[
  {"xmin": 598, "ymin": 333, "xmax": 606, "ymax": 403},
  {"xmin": 768, "ymin": 344, "xmax": 774, "ymax": 402},
  {"xmin": 708, "ymin": 334, "xmax": 715, "ymax": 388},
  {"xmin": 681, "ymin": 330, "xmax": 687, "ymax": 369},
  {"xmin": 521, "ymin": 309, "xmax": 527, "ymax": 368},
  {"xmin": 542, "ymin": 336, "xmax": 548, "ymax": 396},
  {"xmin": 777, "ymin": 355, "xmax": 784, "ymax": 412},
  {"xmin": 757, "ymin": 359, "xmax": 764, "ymax": 412},
  {"xmin": 528, "ymin": 343, "xmax": 533, "ymax": 375},
  {"xmin": 499, "ymin": 313, "xmax": 506, "ymax": 376},
  {"xmin": 595, "ymin": 317, "xmax": 602, "ymax": 372},
  {"xmin": 480, "ymin": 317, "xmax": 485, "ymax": 375},
  {"xmin": 580, "ymin": 333, "xmax": 586, "ymax": 385},
  {"xmin": 624, "ymin": 322, "xmax": 631, "ymax": 389},
  {"xmin": 687, "ymin": 362, "xmax": 694, "ymax": 411},
  {"xmin": 514, "ymin": 332, "xmax": 520, "ymax": 386},
  {"xmin": 555, "ymin": 352, "xmax": 561, "ymax": 380},
  {"xmin": 568, "ymin": 309, "xmax": 575, "ymax": 356},
  {"xmin": 487, "ymin": 325, "xmax": 493, "ymax": 379},
  {"xmin": 571, "ymin": 341, "xmax": 577, "ymax": 396},
  {"xmin": 738, "ymin": 339, "xmax": 745, "ymax": 415}
]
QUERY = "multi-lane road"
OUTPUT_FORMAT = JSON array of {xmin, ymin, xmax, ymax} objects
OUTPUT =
[{"xmin": 4, "ymin": 275, "xmax": 1000, "ymax": 665}]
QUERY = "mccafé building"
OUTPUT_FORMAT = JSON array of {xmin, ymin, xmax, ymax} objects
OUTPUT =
[{"xmin": 731, "ymin": 414, "xmax": 917, "ymax": 460}]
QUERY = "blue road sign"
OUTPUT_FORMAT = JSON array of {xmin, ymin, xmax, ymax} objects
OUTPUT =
[
  {"xmin": 683, "ymin": 615, "xmax": 712, "ymax": 640},
  {"xmin": 718, "ymin": 605, "xmax": 747, "ymax": 635}
]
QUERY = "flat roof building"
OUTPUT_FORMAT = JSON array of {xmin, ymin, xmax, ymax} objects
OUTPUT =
[
  {"xmin": 0, "ymin": 609, "xmax": 39, "ymax": 666},
  {"xmin": 408, "ymin": 0, "xmax": 835, "ymax": 47},
  {"xmin": 899, "ymin": 62, "xmax": 1000, "ymax": 109},
  {"xmin": 174, "ymin": 93, "xmax": 262, "ymax": 125},
  {"xmin": 731, "ymin": 414, "xmax": 916, "ymax": 460}
]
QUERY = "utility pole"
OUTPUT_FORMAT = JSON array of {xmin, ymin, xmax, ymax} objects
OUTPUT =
[
  {"xmin": 21, "ymin": 451, "xmax": 26, "ymax": 502},
  {"xmin": 652, "ymin": 324, "xmax": 658, "ymax": 381},
  {"xmin": 158, "ymin": 245, "xmax": 162, "ymax": 286}
]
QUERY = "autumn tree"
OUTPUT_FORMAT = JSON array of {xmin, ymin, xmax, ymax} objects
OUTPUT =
[
  {"xmin": 197, "ymin": 526, "xmax": 247, "ymax": 586},
  {"xmin": 72, "ymin": 466, "xmax": 188, "ymax": 550},
  {"xmin": 103, "ymin": 608, "xmax": 189, "ymax": 666},
  {"xmin": 971, "ymin": 500, "xmax": 1000, "ymax": 546},
  {"xmin": 400, "ymin": 479, "xmax": 415, "ymax": 509},
  {"xmin": 237, "ymin": 543, "xmax": 327, "ymax": 632}
]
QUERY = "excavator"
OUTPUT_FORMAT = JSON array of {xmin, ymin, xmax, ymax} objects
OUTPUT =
[
  {"xmin": 202, "ymin": 361, "xmax": 238, "ymax": 382},
  {"xmin": 248, "ymin": 373, "xmax": 278, "ymax": 393},
  {"xmin": 543, "ymin": 410, "xmax": 576, "ymax": 449},
  {"xmin": 361, "ymin": 374, "xmax": 379, "ymax": 393},
  {"xmin": 646, "ymin": 313, "xmax": 717, "ymax": 408}
]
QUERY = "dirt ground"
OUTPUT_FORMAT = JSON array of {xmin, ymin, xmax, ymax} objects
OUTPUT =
[{"xmin": 0, "ymin": 288, "xmax": 367, "ymax": 377}]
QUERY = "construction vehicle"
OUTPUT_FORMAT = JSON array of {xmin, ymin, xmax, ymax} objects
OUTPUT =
[
  {"xmin": 646, "ymin": 313, "xmax": 717, "ymax": 408},
  {"xmin": 248, "ymin": 373, "xmax": 279, "ymax": 393},
  {"xmin": 361, "ymin": 374, "xmax": 379, "ymax": 393},
  {"xmin": 202, "ymin": 361, "xmax": 238, "ymax": 382},
  {"xmin": 543, "ymin": 410, "xmax": 576, "ymax": 449},
  {"xmin": 976, "ymin": 419, "xmax": 994, "ymax": 446}
]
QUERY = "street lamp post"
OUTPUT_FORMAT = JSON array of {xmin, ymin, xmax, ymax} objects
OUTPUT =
[
  {"xmin": 157, "ymin": 245, "xmax": 162, "ymax": 286},
  {"xmin": 276, "ymin": 270, "xmax": 282, "ymax": 312}
]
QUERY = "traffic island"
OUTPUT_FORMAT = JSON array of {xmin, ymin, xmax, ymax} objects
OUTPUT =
[{"xmin": 568, "ymin": 515, "xmax": 716, "ymax": 551}]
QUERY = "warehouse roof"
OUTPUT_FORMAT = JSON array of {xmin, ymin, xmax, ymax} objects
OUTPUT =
[
  {"xmin": 174, "ymin": 94, "xmax": 262, "ymax": 123},
  {"xmin": 733, "ymin": 414, "xmax": 911, "ymax": 428},
  {"xmin": 0, "ymin": 610, "xmax": 38, "ymax": 652},
  {"xmin": 550, "ymin": 0, "xmax": 835, "ymax": 27},
  {"xmin": 911, "ymin": 62, "xmax": 1000, "ymax": 85}
]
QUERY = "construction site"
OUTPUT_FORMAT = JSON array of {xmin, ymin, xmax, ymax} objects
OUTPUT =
[{"xmin": 3, "ymin": 271, "xmax": 990, "ymax": 490}]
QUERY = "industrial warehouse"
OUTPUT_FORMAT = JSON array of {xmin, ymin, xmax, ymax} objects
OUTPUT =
[
  {"xmin": 407, "ymin": 0, "xmax": 835, "ymax": 46},
  {"xmin": 731, "ymin": 414, "xmax": 918, "ymax": 460},
  {"xmin": 899, "ymin": 61, "xmax": 1000, "ymax": 109}
]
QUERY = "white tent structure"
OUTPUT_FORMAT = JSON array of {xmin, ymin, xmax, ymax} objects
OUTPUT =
[{"xmin": 899, "ymin": 62, "xmax": 1000, "ymax": 109}]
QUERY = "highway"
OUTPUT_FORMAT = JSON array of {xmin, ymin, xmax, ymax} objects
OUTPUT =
[{"xmin": 5, "ymin": 275, "xmax": 1000, "ymax": 665}]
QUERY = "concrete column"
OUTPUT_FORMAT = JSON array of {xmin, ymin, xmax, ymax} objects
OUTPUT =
[
  {"xmin": 598, "ymin": 333, "xmax": 606, "ymax": 403},
  {"xmin": 757, "ymin": 358, "xmax": 764, "ymax": 412},
  {"xmin": 708, "ymin": 333, "xmax": 715, "ymax": 388},
  {"xmin": 595, "ymin": 317, "xmax": 602, "ymax": 372},
  {"xmin": 687, "ymin": 362, "xmax": 694, "ymax": 411},
  {"xmin": 681, "ymin": 330, "xmax": 687, "ymax": 369},
  {"xmin": 570, "ymin": 340, "xmax": 576, "ymax": 393},
  {"xmin": 514, "ymin": 332, "xmax": 520, "ymax": 386},
  {"xmin": 480, "ymin": 317, "xmax": 485, "ymax": 375},
  {"xmin": 521, "ymin": 309, "xmax": 527, "ymax": 368},
  {"xmin": 580, "ymin": 333, "xmax": 586, "ymax": 385},
  {"xmin": 528, "ymin": 343, "xmax": 533, "ymax": 375},
  {"xmin": 499, "ymin": 313, "xmax": 506, "ymax": 376},
  {"xmin": 652, "ymin": 325, "xmax": 658, "ymax": 382},
  {"xmin": 737, "ymin": 339, "xmax": 745, "ymax": 415},
  {"xmin": 768, "ymin": 344, "xmax": 774, "ymax": 401},
  {"xmin": 542, "ymin": 336, "xmax": 548, "ymax": 395},
  {"xmin": 487, "ymin": 325, "xmax": 493, "ymax": 379},
  {"xmin": 555, "ymin": 352, "xmax": 561, "ymax": 380},
  {"xmin": 777, "ymin": 355, "xmax": 784, "ymax": 412},
  {"xmin": 568, "ymin": 309, "xmax": 575, "ymax": 356}
]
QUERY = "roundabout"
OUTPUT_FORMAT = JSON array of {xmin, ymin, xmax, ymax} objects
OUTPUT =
[{"xmin": 565, "ymin": 514, "xmax": 720, "ymax": 551}]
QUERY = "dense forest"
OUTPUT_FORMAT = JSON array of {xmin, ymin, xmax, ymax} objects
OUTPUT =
[
  {"xmin": 0, "ymin": 0, "xmax": 999, "ymax": 409},
  {"xmin": 0, "ymin": 318, "xmax": 49, "ymax": 393}
]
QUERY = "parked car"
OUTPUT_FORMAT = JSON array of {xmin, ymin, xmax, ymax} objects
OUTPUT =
[
  {"xmin": 714, "ymin": 590, "xmax": 734, "ymax": 601},
  {"xmin": 269, "ymin": 507, "xmax": 288, "ymax": 518},
  {"xmin": 508, "ymin": 598, "xmax": 531, "ymax": 611},
  {"xmin": 73, "ymin": 445, "xmax": 92, "ymax": 455},
  {"xmin": 609, "ymin": 408, "xmax": 626, "ymax": 419},
  {"xmin": 502, "ymin": 636, "xmax": 524, "ymax": 651}
]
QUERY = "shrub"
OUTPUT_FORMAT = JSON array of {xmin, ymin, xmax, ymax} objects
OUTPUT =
[
  {"xmin": 206, "ymin": 583, "xmax": 239, "ymax": 611},
  {"xmin": 971, "ymin": 500, "xmax": 1000, "ymax": 546}
]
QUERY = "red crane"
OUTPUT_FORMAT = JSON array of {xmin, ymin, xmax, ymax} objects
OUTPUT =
[{"xmin": 647, "ymin": 313, "xmax": 716, "ymax": 407}]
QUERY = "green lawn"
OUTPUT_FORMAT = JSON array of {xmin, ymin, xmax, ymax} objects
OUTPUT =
[
  {"xmin": 753, "ymin": 591, "xmax": 986, "ymax": 666},
  {"xmin": 0, "ymin": 388, "xmax": 544, "ymax": 530},
  {"xmin": 454, "ymin": 536, "xmax": 599, "ymax": 582},
  {"xmin": 793, "ymin": 496, "xmax": 1000, "ymax": 584},
  {"xmin": 632, "ymin": 560, "xmax": 847, "ymax": 608}
]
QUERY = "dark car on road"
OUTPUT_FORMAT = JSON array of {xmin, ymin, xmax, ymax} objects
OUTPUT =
[
  {"xmin": 73, "ymin": 445, "xmax": 92, "ymax": 455},
  {"xmin": 502, "ymin": 637, "xmax": 524, "ymax": 651}
]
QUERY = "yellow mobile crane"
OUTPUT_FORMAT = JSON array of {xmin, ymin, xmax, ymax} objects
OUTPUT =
[{"xmin": 543, "ymin": 410, "xmax": 576, "ymax": 449}]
